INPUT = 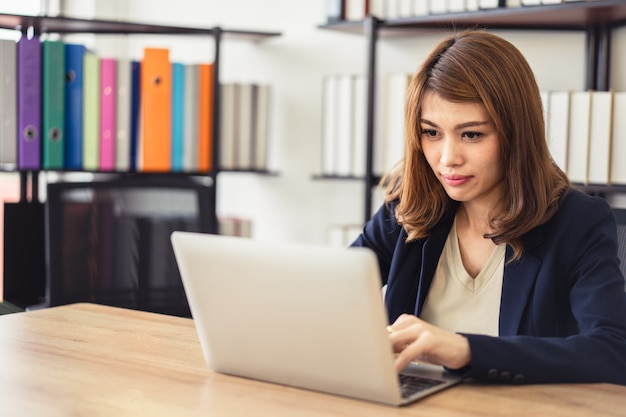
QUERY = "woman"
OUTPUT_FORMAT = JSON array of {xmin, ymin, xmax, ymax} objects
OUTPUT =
[{"xmin": 351, "ymin": 30, "xmax": 626, "ymax": 385}]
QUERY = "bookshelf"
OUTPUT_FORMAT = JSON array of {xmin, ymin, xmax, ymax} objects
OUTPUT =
[
  {"xmin": 318, "ymin": 0, "xmax": 626, "ymax": 223},
  {"xmin": 0, "ymin": 12, "xmax": 280, "ymax": 309}
]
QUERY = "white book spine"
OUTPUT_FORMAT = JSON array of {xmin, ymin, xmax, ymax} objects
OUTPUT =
[
  {"xmin": 414, "ymin": 0, "xmax": 430, "ymax": 15},
  {"xmin": 322, "ymin": 75, "xmax": 338, "ymax": 175},
  {"xmin": 183, "ymin": 64, "xmax": 199, "ymax": 171},
  {"xmin": 219, "ymin": 82, "xmax": 238, "ymax": 170},
  {"xmin": 466, "ymin": 0, "xmax": 480, "ymax": 11},
  {"xmin": 0, "ymin": 39, "xmax": 17, "ymax": 168},
  {"xmin": 567, "ymin": 91, "xmax": 591, "ymax": 184},
  {"xmin": 449, "ymin": 0, "xmax": 467, "ymax": 13},
  {"xmin": 547, "ymin": 90, "xmax": 570, "ymax": 173},
  {"xmin": 382, "ymin": 73, "xmax": 409, "ymax": 175},
  {"xmin": 610, "ymin": 92, "xmax": 626, "ymax": 184},
  {"xmin": 352, "ymin": 75, "xmax": 367, "ymax": 177},
  {"xmin": 237, "ymin": 83, "xmax": 254, "ymax": 170},
  {"xmin": 398, "ymin": 0, "xmax": 413, "ymax": 17},
  {"xmin": 115, "ymin": 58, "xmax": 131, "ymax": 172},
  {"xmin": 253, "ymin": 84, "xmax": 271, "ymax": 171},
  {"xmin": 588, "ymin": 91, "xmax": 612, "ymax": 184},
  {"xmin": 335, "ymin": 74, "xmax": 355, "ymax": 177},
  {"xmin": 429, "ymin": 0, "xmax": 449, "ymax": 14}
]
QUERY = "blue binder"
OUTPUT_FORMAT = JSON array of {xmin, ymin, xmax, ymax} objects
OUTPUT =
[
  {"xmin": 130, "ymin": 61, "xmax": 141, "ymax": 171},
  {"xmin": 64, "ymin": 43, "xmax": 85, "ymax": 170},
  {"xmin": 171, "ymin": 62, "xmax": 185, "ymax": 172}
]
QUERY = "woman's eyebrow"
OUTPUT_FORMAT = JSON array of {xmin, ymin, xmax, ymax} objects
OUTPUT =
[{"xmin": 420, "ymin": 119, "xmax": 490, "ymax": 130}]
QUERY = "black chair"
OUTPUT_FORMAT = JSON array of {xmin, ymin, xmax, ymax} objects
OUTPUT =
[
  {"xmin": 612, "ymin": 207, "xmax": 626, "ymax": 292},
  {"xmin": 45, "ymin": 175, "xmax": 215, "ymax": 317}
]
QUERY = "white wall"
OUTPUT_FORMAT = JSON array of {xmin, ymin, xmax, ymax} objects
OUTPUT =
[{"xmin": 58, "ymin": 0, "xmax": 621, "ymax": 243}]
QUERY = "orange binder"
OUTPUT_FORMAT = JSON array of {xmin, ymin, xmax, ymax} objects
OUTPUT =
[
  {"xmin": 140, "ymin": 48, "xmax": 171, "ymax": 172},
  {"xmin": 198, "ymin": 63, "xmax": 213, "ymax": 172}
]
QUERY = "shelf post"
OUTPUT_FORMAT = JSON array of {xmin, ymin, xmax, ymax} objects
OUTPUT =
[
  {"xmin": 208, "ymin": 27, "xmax": 222, "ymax": 235},
  {"xmin": 363, "ymin": 15, "xmax": 379, "ymax": 224},
  {"xmin": 595, "ymin": 24, "xmax": 611, "ymax": 92}
]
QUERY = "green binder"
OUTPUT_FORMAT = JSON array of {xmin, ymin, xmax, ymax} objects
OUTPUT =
[{"xmin": 42, "ymin": 40, "xmax": 65, "ymax": 169}]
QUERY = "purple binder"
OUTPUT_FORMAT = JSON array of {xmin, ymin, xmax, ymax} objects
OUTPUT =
[{"xmin": 17, "ymin": 35, "xmax": 41, "ymax": 170}]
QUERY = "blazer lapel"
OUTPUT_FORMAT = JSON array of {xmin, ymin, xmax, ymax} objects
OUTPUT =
[
  {"xmin": 499, "ymin": 228, "xmax": 544, "ymax": 336},
  {"xmin": 415, "ymin": 208, "xmax": 456, "ymax": 316}
]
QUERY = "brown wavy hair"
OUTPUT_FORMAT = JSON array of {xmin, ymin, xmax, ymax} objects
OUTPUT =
[{"xmin": 384, "ymin": 30, "xmax": 570, "ymax": 261}]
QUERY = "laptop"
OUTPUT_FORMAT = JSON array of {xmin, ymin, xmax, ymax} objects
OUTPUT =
[{"xmin": 170, "ymin": 231, "xmax": 463, "ymax": 406}]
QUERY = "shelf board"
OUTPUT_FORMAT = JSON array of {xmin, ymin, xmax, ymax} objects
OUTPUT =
[
  {"xmin": 0, "ymin": 13, "xmax": 281, "ymax": 41},
  {"xmin": 319, "ymin": 0, "xmax": 626, "ymax": 35}
]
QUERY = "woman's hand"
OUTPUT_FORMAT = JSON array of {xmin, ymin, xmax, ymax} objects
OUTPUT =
[{"xmin": 387, "ymin": 314, "xmax": 472, "ymax": 372}]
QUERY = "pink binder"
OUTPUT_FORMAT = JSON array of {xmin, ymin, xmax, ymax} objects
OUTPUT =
[{"xmin": 99, "ymin": 58, "xmax": 117, "ymax": 171}]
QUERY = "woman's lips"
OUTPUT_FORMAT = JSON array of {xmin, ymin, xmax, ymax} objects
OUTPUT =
[{"xmin": 442, "ymin": 174, "xmax": 472, "ymax": 186}]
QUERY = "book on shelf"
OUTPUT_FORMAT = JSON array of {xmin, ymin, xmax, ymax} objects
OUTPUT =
[
  {"xmin": 116, "ymin": 58, "xmax": 132, "ymax": 172},
  {"xmin": 130, "ymin": 60, "xmax": 141, "ymax": 171},
  {"xmin": 99, "ymin": 58, "xmax": 117, "ymax": 171},
  {"xmin": 448, "ymin": 0, "xmax": 467, "ymax": 13},
  {"xmin": 183, "ymin": 64, "xmax": 199, "ymax": 172},
  {"xmin": 64, "ymin": 43, "xmax": 86, "ymax": 170},
  {"xmin": 0, "ymin": 39, "xmax": 17, "ymax": 170},
  {"xmin": 397, "ymin": 0, "xmax": 413, "ymax": 17},
  {"xmin": 17, "ymin": 35, "xmax": 41, "ymax": 170},
  {"xmin": 587, "ymin": 91, "xmax": 612, "ymax": 185},
  {"xmin": 218, "ymin": 216, "xmax": 252, "ymax": 237},
  {"xmin": 321, "ymin": 75, "xmax": 338, "ymax": 176},
  {"xmin": 546, "ymin": 90, "xmax": 570, "ymax": 173},
  {"xmin": 325, "ymin": 0, "xmax": 345, "ymax": 23},
  {"xmin": 237, "ymin": 83, "xmax": 254, "ymax": 170},
  {"xmin": 82, "ymin": 51, "xmax": 100, "ymax": 171},
  {"xmin": 220, "ymin": 82, "xmax": 238, "ymax": 170},
  {"xmin": 480, "ymin": 0, "xmax": 505, "ymax": 9},
  {"xmin": 42, "ymin": 39, "xmax": 65, "ymax": 170},
  {"xmin": 429, "ymin": 0, "xmax": 448, "ymax": 14},
  {"xmin": 611, "ymin": 92, "xmax": 626, "ymax": 185},
  {"xmin": 171, "ymin": 62, "xmax": 185, "ymax": 172},
  {"xmin": 413, "ymin": 0, "xmax": 429, "ymax": 16},
  {"xmin": 566, "ymin": 90, "xmax": 591, "ymax": 184},
  {"xmin": 351, "ymin": 75, "xmax": 367, "ymax": 178},
  {"xmin": 252, "ymin": 83, "xmax": 271, "ymax": 171},
  {"xmin": 466, "ymin": 0, "xmax": 480, "ymax": 11},
  {"xmin": 335, "ymin": 74, "xmax": 354, "ymax": 177},
  {"xmin": 381, "ymin": 72, "xmax": 410, "ymax": 176},
  {"xmin": 345, "ymin": 0, "xmax": 368, "ymax": 21},
  {"xmin": 140, "ymin": 47, "xmax": 172, "ymax": 172},
  {"xmin": 198, "ymin": 62, "xmax": 213, "ymax": 172},
  {"xmin": 320, "ymin": 73, "xmax": 368, "ymax": 178},
  {"xmin": 220, "ymin": 81, "xmax": 272, "ymax": 171}
]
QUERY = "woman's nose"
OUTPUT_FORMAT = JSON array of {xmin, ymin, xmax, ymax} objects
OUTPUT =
[{"xmin": 439, "ymin": 137, "xmax": 461, "ymax": 167}]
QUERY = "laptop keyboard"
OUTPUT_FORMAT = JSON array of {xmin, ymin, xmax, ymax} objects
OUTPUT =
[{"xmin": 398, "ymin": 373, "xmax": 446, "ymax": 399}]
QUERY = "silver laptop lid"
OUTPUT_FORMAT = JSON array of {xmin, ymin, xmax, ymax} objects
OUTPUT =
[{"xmin": 171, "ymin": 231, "xmax": 404, "ymax": 404}]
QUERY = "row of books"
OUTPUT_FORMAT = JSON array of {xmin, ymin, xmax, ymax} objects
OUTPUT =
[
  {"xmin": 0, "ymin": 35, "xmax": 214, "ymax": 173},
  {"xmin": 329, "ymin": 0, "xmax": 594, "ymax": 22},
  {"xmin": 218, "ymin": 216, "xmax": 253, "ymax": 237},
  {"xmin": 321, "ymin": 72, "xmax": 406, "ymax": 177},
  {"xmin": 220, "ymin": 82, "xmax": 272, "ymax": 171},
  {"xmin": 540, "ymin": 89, "xmax": 626, "ymax": 185},
  {"xmin": 322, "ymin": 71, "xmax": 626, "ymax": 185},
  {"xmin": 0, "ymin": 35, "xmax": 273, "ymax": 174}
]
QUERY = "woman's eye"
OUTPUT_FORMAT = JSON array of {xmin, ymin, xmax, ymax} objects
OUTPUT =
[
  {"xmin": 421, "ymin": 129, "xmax": 438, "ymax": 137},
  {"xmin": 462, "ymin": 131, "xmax": 482, "ymax": 140}
]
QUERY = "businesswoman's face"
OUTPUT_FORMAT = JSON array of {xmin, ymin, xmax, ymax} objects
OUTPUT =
[{"xmin": 419, "ymin": 92, "xmax": 504, "ymax": 210}]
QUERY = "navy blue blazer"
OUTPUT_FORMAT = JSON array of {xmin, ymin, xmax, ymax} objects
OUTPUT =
[{"xmin": 351, "ymin": 189, "xmax": 626, "ymax": 385}]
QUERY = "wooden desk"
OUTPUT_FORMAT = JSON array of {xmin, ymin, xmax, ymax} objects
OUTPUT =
[{"xmin": 1, "ymin": 303, "xmax": 624, "ymax": 417}]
